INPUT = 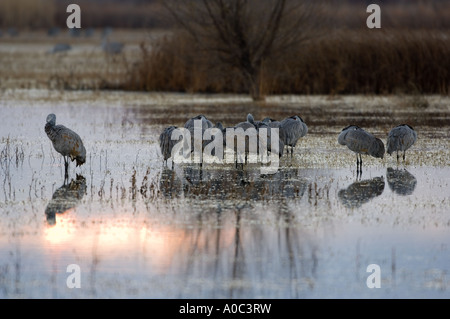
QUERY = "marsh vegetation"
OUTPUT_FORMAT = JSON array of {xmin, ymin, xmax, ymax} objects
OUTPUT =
[{"xmin": 0, "ymin": 0, "xmax": 449, "ymax": 299}]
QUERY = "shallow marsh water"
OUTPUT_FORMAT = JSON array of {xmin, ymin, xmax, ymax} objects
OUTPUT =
[{"xmin": 0, "ymin": 90, "xmax": 449, "ymax": 298}]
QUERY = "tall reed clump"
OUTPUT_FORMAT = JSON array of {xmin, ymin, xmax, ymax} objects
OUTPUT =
[
  {"xmin": 124, "ymin": 29, "xmax": 450, "ymax": 96},
  {"xmin": 126, "ymin": 33, "xmax": 247, "ymax": 94}
]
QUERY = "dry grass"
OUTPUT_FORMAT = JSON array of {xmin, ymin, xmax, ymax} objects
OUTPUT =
[
  {"xmin": 124, "ymin": 29, "xmax": 450, "ymax": 96},
  {"xmin": 2, "ymin": 28, "xmax": 449, "ymax": 97},
  {"xmin": 0, "ymin": 0, "xmax": 56, "ymax": 29},
  {"xmin": 1, "ymin": 0, "xmax": 450, "ymax": 97}
]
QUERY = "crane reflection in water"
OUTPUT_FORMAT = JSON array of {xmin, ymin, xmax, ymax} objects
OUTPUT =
[
  {"xmin": 338, "ymin": 176, "xmax": 385, "ymax": 209},
  {"xmin": 386, "ymin": 167, "xmax": 417, "ymax": 196},
  {"xmin": 45, "ymin": 175, "xmax": 86, "ymax": 225},
  {"xmin": 158, "ymin": 166, "xmax": 308, "ymax": 202},
  {"xmin": 156, "ymin": 166, "xmax": 318, "ymax": 298}
]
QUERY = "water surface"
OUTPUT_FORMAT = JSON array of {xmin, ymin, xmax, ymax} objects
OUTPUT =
[{"xmin": 0, "ymin": 90, "xmax": 449, "ymax": 298}]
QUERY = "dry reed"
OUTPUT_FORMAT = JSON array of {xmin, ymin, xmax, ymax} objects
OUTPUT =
[{"xmin": 123, "ymin": 29, "xmax": 450, "ymax": 96}]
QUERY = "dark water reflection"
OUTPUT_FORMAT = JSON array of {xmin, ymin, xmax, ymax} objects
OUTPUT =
[
  {"xmin": 386, "ymin": 167, "xmax": 417, "ymax": 196},
  {"xmin": 159, "ymin": 166, "xmax": 308, "ymax": 202},
  {"xmin": 338, "ymin": 176, "xmax": 385, "ymax": 209},
  {"xmin": 171, "ymin": 208, "xmax": 319, "ymax": 298},
  {"xmin": 45, "ymin": 175, "xmax": 86, "ymax": 225}
]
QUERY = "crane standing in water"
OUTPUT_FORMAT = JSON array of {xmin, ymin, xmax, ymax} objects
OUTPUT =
[
  {"xmin": 45, "ymin": 113, "xmax": 86, "ymax": 179},
  {"xmin": 386, "ymin": 124, "xmax": 417, "ymax": 162},
  {"xmin": 338, "ymin": 125, "xmax": 385, "ymax": 172},
  {"xmin": 279, "ymin": 115, "xmax": 308, "ymax": 156},
  {"xmin": 159, "ymin": 125, "xmax": 181, "ymax": 169}
]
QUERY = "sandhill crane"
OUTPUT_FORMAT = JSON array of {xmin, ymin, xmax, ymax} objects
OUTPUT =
[
  {"xmin": 230, "ymin": 116, "xmax": 260, "ymax": 165},
  {"xmin": 184, "ymin": 114, "xmax": 213, "ymax": 131},
  {"xmin": 261, "ymin": 118, "xmax": 284, "ymax": 156},
  {"xmin": 47, "ymin": 27, "xmax": 60, "ymax": 37},
  {"xmin": 102, "ymin": 35, "xmax": 124, "ymax": 54},
  {"xmin": 386, "ymin": 124, "xmax": 417, "ymax": 162},
  {"xmin": 338, "ymin": 125, "xmax": 385, "ymax": 171},
  {"xmin": 246, "ymin": 113, "xmax": 263, "ymax": 128},
  {"xmin": 50, "ymin": 43, "xmax": 71, "ymax": 54},
  {"xmin": 255, "ymin": 120, "xmax": 284, "ymax": 158},
  {"xmin": 159, "ymin": 126, "xmax": 181, "ymax": 169},
  {"xmin": 7, "ymin": 27, "xmax": 18, "ymax": 37},
  {"xmin": 227, "ymin": 114, "xmax": 280, "ymax": 165},
  {"xmin": 183, "ymin": 115, "xmax": 214, "ymax": 166},
  {"xmin": 279, "ymin": 115, "xmax": 308, "ymax": 156},
  {"xmin": 68, "ymin": 28, "xmax": 81, "ymax": 37},
  {"xmin": 205, "ymin": 122, "xmax": 225, "ymax": 158},
  {"xmin": 45, "ymin": 113, "xmax": 86, "ymax": 179}
]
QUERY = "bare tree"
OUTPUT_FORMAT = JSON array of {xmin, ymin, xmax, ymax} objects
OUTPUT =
[{"xmin": 164, "ymin": 0, "xmax": 326, "ymax": 101}]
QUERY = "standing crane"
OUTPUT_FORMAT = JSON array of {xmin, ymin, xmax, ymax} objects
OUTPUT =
[
  {"xmin": 279, "ymin": 115, "xmax": 308, "ymax": 156},
  {"xmin": 45, "ymin": 114, "xmax": 86, "ymax": 179},
  {"xmin": 338, "ymin": 125, "xmax": 385, "ymax": 172},
  {"xmin": 386, "ymin": 124, "xmax": 417, "ymax": 162},
  {"xmin": 159, "ymin": 126, "xmax": 181, "ymax": 169}
]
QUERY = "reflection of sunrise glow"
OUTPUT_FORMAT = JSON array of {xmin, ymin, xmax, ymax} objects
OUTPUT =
[
  {"xmin": 44, "ymin": 210, "xmax": 76, "ymax": 245},
  {"xmin": 42, "ymin": 212, "xmax": 236, "ymax": 275}
]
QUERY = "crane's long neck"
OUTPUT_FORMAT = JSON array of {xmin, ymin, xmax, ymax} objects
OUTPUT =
[{"xmin": 45, "ymin": 122, "xmax": 58, "ymax": 143}]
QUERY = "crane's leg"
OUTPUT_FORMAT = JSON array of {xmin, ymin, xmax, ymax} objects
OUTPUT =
[
  {"xmin": 356, "ymin": 154, "xmax": 362, "ymax": 174},
  {"xmin": 63, "ymin": 156, "xmax": 69, "ymax": 180},
  {"xmin": 403, "ymin": 151, "xmax": 406, "ymax": 162},
  {"xmin": 396, "ymin": 151, "xmax": 399, "ymax": 162}
]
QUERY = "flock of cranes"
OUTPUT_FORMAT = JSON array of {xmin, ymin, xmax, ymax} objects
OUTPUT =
[
  {"xmin": 159, "ymin": 113, "xmax": 308, "ymax": 169},
  {"xmin": 158, "ymin": 114, "xmax": 416, "ymax": 171},
  {"xmin": 46, "ymin": 27, "xmax": 124, "ymax": 55},
  {"xmin": 44, "ymin": 113, "xmax": 417, "ymax": 179}
]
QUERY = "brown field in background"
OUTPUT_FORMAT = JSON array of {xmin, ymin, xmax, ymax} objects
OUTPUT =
[
  {"xmin": 0, "ymin": 1, "xmax": 449, "ymax": 96},
  {"xmin": 2, "ymin": 0, "xmax": 450, "ymax": 30}
]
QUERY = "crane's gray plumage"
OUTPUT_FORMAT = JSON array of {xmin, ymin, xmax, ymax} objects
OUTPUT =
[
  {"xmin": 338, "ymin": 125, "xmax": 385, "ymax": 170},
  {"xmin": 246, "ymin": 113, "xmax": 263, "ymax": 128},
  {"xmin": 47, "ymin": 27, "xmax": 60, "ymax": 37},
  {"xmin": 159, "ymin": 126, "xmax": 181, "ymax": 169},
  {"xmin": 279, "ymin": 115, "xmax": 308, "ymax": 155},
  {"xmin": 183, "ymin": 115, "xmax": 214, "ymax": 165},
  {"xmin": 184, "ymin": 114, "xmax": 213, "ymax": 131},
  {"xmin": 257, "ymin": 120, "xmax": 284, "ymax": 158},
  {"xmin": 50, "ymin": 43, "xmax": 71, "ymax": 54},
  {"xmin": 386, "ymin": 124, "xmax": 417, "ymax": 162},
  {"xmin": 234, "ymin": 114, "xmax": 284, "ymax": 159},
  {"xmin": 102, "ymin": 36, "xmax": 124, "ymax": 54},
  {"xmin": 224, "ymin": 118, "xmax": 260, "ymax": 166},
  {"xmin": 45, "ymin": 114, "xmax": 86, "ymax": 177}
]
